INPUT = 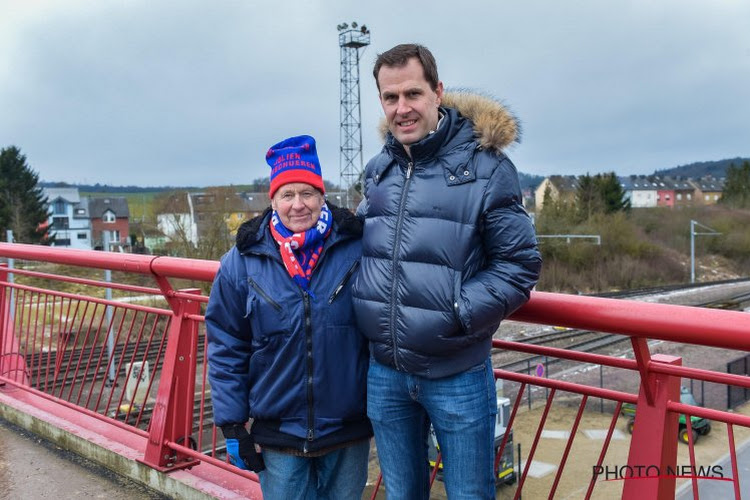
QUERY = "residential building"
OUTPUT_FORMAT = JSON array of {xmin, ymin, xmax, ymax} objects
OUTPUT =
[
  {"xmin": 155, "ymin": 188, "xmax": 362, "ymax": 252},
  {"xmin": 671, "ymin": 178, "xmax": 695, "ymax": 208},
  {"xmin": 618, "ymin": 176, "xmax": 658, "ymax": 208},
  {"xmin": 534, "ymin": 176, "xmax": 579, "ymax": 212},
  {"xmin": 89, "ymin": 197, "xmax": 130, "ymax": 250},
  {"xmin": 690, "ymin": 177, "xmax": 725, "ymax": 205},
  {"xmin": 42, "ymin": 187, "xmax": 91, "ymax": 250},
  {"xmin": 652, "ymin": 177, "xmax": 676, "ymax": 208},
  {"xmin": 157, "ymin": 191, "xmax": 198, "ymax": 248}
]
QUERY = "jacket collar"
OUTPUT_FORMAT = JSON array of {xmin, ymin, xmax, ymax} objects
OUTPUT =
[
  {"xmin": 385, "ymin": 107, "xmax": 462, "ymax": 164},
  {"xmin": 235, "ymin": 202, "xmax": 361, "ymax": 255}
]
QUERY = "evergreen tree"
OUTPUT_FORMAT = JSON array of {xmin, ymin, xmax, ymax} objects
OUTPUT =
[
  {"xmin": 575, "ymin": 174, "xmax": 601, "ymax": 221},
  {"xmin": 598, "ymin": 172, "xmax": 630, "ymax": 214},
  {"xmin": 575, "ymin": 172, "xmax": 629, "ymax": 221},
  {"xmin": 720, "ymin": 161, "xmax": 750, "ymax": 208},
  {"xmin": 0, "ymin": 146, "xmax": 51, "ymax": 244}
]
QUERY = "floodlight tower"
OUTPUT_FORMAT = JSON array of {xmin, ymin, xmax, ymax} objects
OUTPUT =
[{"xmin": 337, "ymin": 22, "xmax": 370, "ymax": 208}]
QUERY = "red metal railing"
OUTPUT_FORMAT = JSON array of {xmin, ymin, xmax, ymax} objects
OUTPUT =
[{"xmin": 1, "ymin": 242, "xmax": 750, "ymax": 499}]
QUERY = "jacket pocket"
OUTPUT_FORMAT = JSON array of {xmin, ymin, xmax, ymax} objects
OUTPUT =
[
  {"xmin": 248, "ymin": 277, "xmax": 282, "ymax": 311},
  {"xmin": 246, "ymin": 277, "xmax": 289, "ymax": 343},
  {"xmin": 329, "ymin": 261, "xmax": 360, "ymax": 304},
  {"xmin": 453, "ymin": 270, "xmax": 468, "ymax": 333}
]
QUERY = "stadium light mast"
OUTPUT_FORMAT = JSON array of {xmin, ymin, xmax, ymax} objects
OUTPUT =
[{"xmin": 337, "ymin": 22, "xmax": 370, "ymax": 209}]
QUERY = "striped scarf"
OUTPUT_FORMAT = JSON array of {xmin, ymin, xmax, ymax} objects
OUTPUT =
[{"xmin": 269, "ymin": 204, "xmax": 332, "ymax": 291}]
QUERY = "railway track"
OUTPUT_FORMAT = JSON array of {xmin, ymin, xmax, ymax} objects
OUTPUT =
[
  {"xmin": 21, "ymin": 278, "xmax": 750, "ymax": 458},
  {"xmin": 493, "ymin": 280, "xmax": 750, "ymax": 372}
]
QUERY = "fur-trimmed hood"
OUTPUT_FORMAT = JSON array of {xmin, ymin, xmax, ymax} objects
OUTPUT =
[{"xmin": 378, "ymin": 90, "xmax": 521, "ymax": 153}]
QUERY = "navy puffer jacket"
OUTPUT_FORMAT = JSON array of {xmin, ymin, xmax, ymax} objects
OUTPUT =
[
  {"xmin": 206, "ymin": 206, "xmax": 371, "ymax": 453},
  {"xmin": 352, "ymin": 92, "xmax": 542, "ymax": 379}
]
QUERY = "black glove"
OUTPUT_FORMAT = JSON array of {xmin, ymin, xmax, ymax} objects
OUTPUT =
[{"xmin": 221, "ymin": 424, "xmax": 266, "ymax": 472}]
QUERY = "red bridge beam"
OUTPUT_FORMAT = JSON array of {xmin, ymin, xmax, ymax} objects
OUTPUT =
[
  {"xmin": 511, "ymin": 290, "xmax": 750, "ymax": 352},
  {"xmin": 0, "ymin": 242, "xmax": 218, "ymax": 282}
]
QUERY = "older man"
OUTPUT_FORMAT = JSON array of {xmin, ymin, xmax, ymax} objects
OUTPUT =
[
  {"xmin": 207, "ymin": 135, "xmax": 371, "ymax": 500},
  {"xmin": 352, "ymin": 44, "xmax": 542, "ymax": 499}
]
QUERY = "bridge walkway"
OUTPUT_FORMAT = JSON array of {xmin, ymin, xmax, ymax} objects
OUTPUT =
[{"xmin": 0, "ymin": 418, "xmax": 165, "ymax": 499}]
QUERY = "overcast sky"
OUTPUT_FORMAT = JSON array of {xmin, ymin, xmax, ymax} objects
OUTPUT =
[{"xmin": 2, "ymin": 1, "xmax": 749, "ymax": 187}]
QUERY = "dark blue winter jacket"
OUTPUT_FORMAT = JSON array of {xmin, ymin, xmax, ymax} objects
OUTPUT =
[
  {"xmin": 206, "ymin": 206, "xmax": 371, "ymax": 453},
  {"xmin": 352, "ymin": 92, "xmax": 542, "ymax": 379}
]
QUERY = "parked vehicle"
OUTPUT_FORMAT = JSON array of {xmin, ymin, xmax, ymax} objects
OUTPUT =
[{"xmin": 622, "ymin": 386, "xmax": 711, "ymax": 444}]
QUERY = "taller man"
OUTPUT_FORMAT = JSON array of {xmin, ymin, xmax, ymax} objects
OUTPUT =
[{"xmin": 352, "ymin": 43, "xmax": 542, "ymax": 499}]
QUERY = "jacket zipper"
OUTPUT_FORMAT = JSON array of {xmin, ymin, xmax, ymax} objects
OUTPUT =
[
  {"xmin": 303, "ymin": 290, "xmax": 314, "ymax": 451},
  {"xmin": 249, "ymin": 225, "xmax": 352, "ymax": 452},
  {"xmin": 247, "ymin": 278, "xmax": 282, "ymax": 311},
  {"xmin": 328, "ymin": 261, "xmax": 360, "ymax": 304},
  {"xmin": 389, "ymin": 161, "xmax": 414, "ymax": 370}
]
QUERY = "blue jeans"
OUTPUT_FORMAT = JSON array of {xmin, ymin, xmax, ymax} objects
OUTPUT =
[
  {"xmin": 367, "ymin": 357, "xmax": 497, "ymax": 500},
  {"xmin": 258, "ymin": 439, "xmax": 370, "ymax": 500}
]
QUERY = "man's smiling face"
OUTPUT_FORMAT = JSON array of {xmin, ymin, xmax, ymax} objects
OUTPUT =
[{"xmin": 377, "ymin": 57, "xmax": 444, "ymax": 151}]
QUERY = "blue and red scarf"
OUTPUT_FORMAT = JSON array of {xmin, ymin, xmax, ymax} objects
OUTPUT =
[{"xmin": 269, "ymin": 204, "xmax": 333, "ymax": 291}]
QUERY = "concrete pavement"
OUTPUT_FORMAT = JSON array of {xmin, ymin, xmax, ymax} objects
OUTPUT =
[{"xmin": 0, "ymin": 418, "xmax": 166, "ymax": 499}]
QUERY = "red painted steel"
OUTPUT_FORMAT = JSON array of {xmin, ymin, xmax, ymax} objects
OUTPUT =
[
  {"xmin": 6, "ymin": 266, "xmax": 162, "ymax": 295},
  {"xmin": 141, "ymin": 288, "xmax": 201, "ymax": 471},
  {"xmin": 513, "ymin": 290, "xmax": 750, "ymax": 351},
  {"xmin": 585, "ymin": 401, "xmax": 624, "ymax": 499},
  {"xmin": 624, "ymin": 354, "xmax": 682, "ymax": 499},
  {"xmin": 493, "ymin": 337, "xmax": 638, "ymax": 369},
  {"xmin": 494, "ymin": 381, "xmax": 525, "ymax": 484},
  {"xmin": 3, "ymin": 245, "xmax": 750, "ymax": 499},
  {"xmin": 728, "ymin": 424, "xmax": 741, "ymax": 499},
  {"xmin": 669, "ymin": 402, "xmax": 750, "ymax": 427},
  {"xmin": 369, "ymin": 475, "xmax": 382, "ymax": 500},
  {"xmin": 514, "ymin": 388, "xmax": 556, "ymax": 499},
  {"xmin": 0, "ymin": 374, "xmax": 148, "ymax": 437},
  {"xmin": 0, "ymin": 264, "xmax": 29, "ymax": 385},
  {"xmin": 630, "ymin": 337, "xmax": 655, "ymax": 404},
  {"xmin": 0, "ymin": 242, "xmax": 218, "ymax": 280},
  {"xmin": 653, "ymin": 361, "xmax": 750, "ymax": 390},
  {"xmin": 685, "ymin": 410, "xmax": 699, "ymax": 499},
  {"xmin": 548, "ymin": 394, "xmax": 588, "ymax": 499},
  {"xmin": 430, "ymin": 453, "xmax": 442, "ymax": 488}
]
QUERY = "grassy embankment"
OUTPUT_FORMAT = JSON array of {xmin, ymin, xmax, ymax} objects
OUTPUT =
[
  {"xmin": 535, "ymin": 205, "xmax": 750, "ymax": 293},
  {"xmin": 80, "ymin": 190, "xmax": 750, "ymax": 294}
]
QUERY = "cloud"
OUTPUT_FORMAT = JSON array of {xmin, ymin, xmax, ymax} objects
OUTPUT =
[{"xmin": 1, "ymin": 0, "xmax": 748, "ymax": 186}]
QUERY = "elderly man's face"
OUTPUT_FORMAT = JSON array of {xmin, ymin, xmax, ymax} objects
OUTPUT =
[
  {"xmin": 377, "ymin": 57, "xmax": 444, "ymax": 152},
  {"xmin": 271, "ymin": 182, "xmax": 325, "ymax": 233}
]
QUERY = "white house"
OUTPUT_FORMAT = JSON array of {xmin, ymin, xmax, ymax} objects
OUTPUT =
[
  {"xmin": 42, "ymin": 187, "xmax": 92, "ymax": 250},
  {"xmin": 618, "ymin": 176, "xmax": 658, "ymax": 208}
]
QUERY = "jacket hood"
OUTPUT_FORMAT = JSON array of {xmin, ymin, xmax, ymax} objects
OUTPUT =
[
  {"xmin": 378, "ymin": 90, "xmax": 521, "ymax": 153},
  {"xmin": 235, "ymin": 202, "xmax": 362, "ymax": 253}
]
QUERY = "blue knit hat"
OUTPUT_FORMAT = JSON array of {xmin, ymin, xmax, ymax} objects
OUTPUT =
[{"xmin": 266, "ymin": 135, "xmax": 325, "ymax": 198}]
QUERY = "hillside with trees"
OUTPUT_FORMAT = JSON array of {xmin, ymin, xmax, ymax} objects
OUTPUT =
[
  {"xmin": 28, "ymin": 153, "xmax": 750, "ymax": 294},
  {"xmin": 518, "ymin": 172, "xmax": 545, "ymax": 191},
  {"xmin": 720, "ymin": 160, "xmax": 750, "ymax": 209},
  {"xmin": 536, "ymin": 169, "xmax": 750, "ymax": 293},
  {"xmin": 653, "ymin": 157, "xmax": 750, "ymax": 179}
]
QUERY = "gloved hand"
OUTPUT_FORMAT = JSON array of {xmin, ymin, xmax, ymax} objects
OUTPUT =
[{"xmin": 221, "ymin": 424, "xmax": 265, "ymax": 472}]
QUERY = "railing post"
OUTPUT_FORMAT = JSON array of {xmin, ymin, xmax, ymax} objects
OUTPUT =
[
  {"xmin": 140, "ymin": 288, "xmax": 201, "ymax": 471},
  {"xmin": 0, "ymin": 263, "xmax": 30, "ymax": 386},
  {"xmin": 623, "ymin": 353, "xmax": 682, "ymax": 500},
  {"xmin": 0, "ymin": 264, "xmax": 7, "ymax": 385}
]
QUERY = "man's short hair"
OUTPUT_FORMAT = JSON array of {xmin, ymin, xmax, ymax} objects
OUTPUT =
[{"xmin": 373, "ymin": 43, "xmax": 440, "ymax": 92}]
